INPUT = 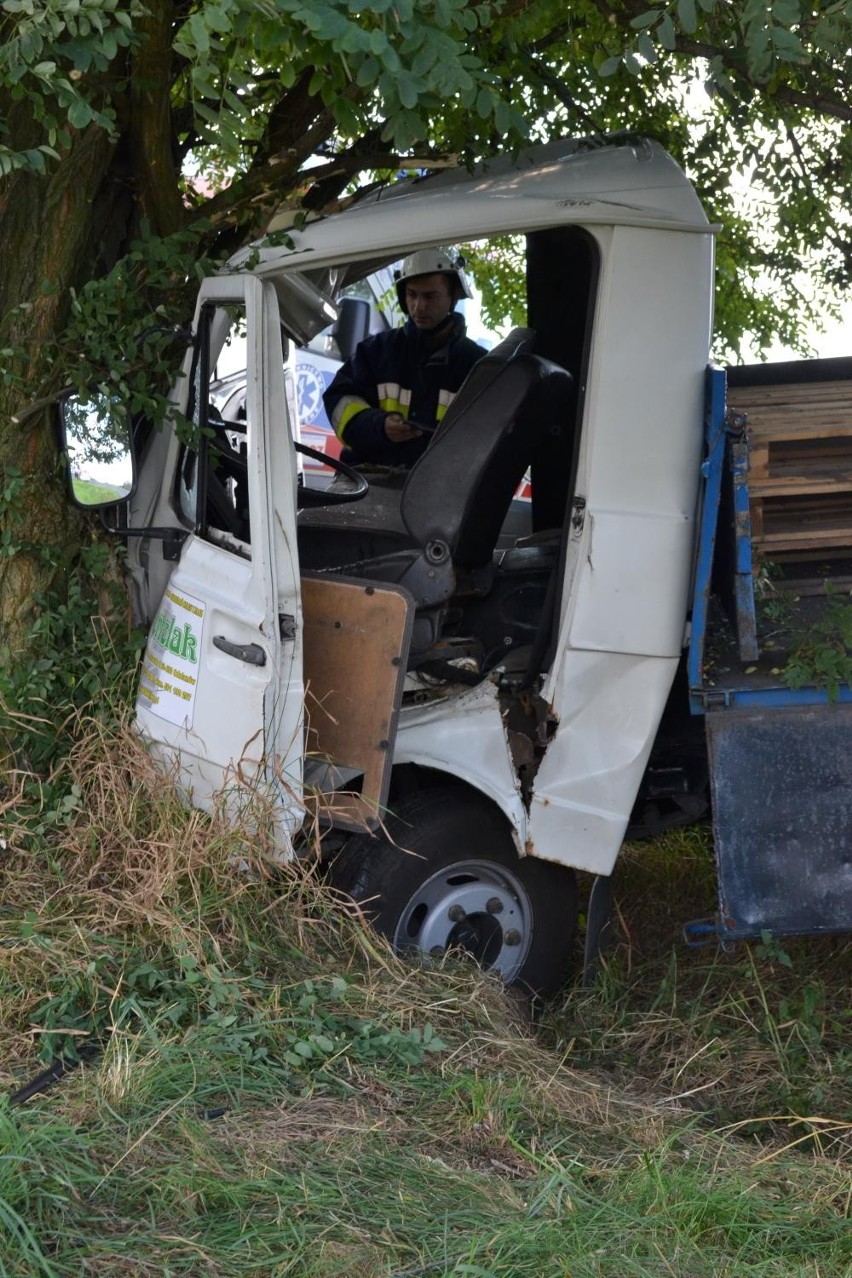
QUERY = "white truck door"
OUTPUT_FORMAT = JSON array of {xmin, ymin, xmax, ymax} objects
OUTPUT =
[{"xmin": 136, "ymin": 274, "xmax": 304, "ymax": 844}]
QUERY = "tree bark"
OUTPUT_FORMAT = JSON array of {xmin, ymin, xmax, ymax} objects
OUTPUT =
[{"xmin": 0, "ymin": 113, "xmax": 125, "ymax": 660}]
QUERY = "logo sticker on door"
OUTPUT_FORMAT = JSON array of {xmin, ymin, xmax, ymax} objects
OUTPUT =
[{"xmin": 138, "ymin": 587, "xmax": 205, "ymax": 727}]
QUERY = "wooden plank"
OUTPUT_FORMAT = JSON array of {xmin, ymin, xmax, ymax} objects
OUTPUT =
[
  {"xmin": 750, "ymin": 484, "xmax": 852, "ymax": 556},
  {"xmin": 739, "ymin": 377, "xmax": 852, "ymax": 569},
  {"xmin": 748, "ymin": 441, "xmax": 770, "ymax": 482},
  {"xmin": 762, "ymin": 494, "xmax": 852, "ymax": 527},
  {"xmin": 756, "ymin": 529, "xmax": 852, "ymax": 551},
  {"xmin": 770, "ymin": 438, "xmax": 852, "ymax": 465},
  {"xmin": 779, "ymin": 573, "xmax": 852, "ymax": 597},
  {"xmin": 300, "ymin": 574, "xmax": 413, "ymax": 833},
  {"xmin": 749, "ymin": 495, "xmax": 764, "ymax": 543},
  {"xmin": 750, "ymin": 434, "xmax": 852, "ymax": 481},
  {"xmin": 731, "ymin": 382, "xmax": 852, "ymax": 406},
  {"xmin": 729, "ymin": 380, "xmax": 852, "ymax": 445},
  {"xmin": 744, "ymin": 417, "xmax": 852, "ymax": 437},
  {"xmin": 749, "ymin": 475, "xmax": 852, "ymax": 497}
]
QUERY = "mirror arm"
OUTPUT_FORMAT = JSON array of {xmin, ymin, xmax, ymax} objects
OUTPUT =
[{"xmin": 98, "ymin": 513, "xmax": 189, "ymax": 562}]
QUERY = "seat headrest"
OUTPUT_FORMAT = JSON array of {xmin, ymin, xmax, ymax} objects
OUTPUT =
[{"xmin": 485, "ymin": 327, "xmax": 536, "ymax": 361}]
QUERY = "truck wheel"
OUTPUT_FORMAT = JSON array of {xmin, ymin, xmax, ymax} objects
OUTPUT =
[{"xmin": 329, "ymin": 788, "xmax": 577, "ymax": 995}]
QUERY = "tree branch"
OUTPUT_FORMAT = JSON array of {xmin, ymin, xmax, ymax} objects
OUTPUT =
[
  {"xmin": 128, "ymin": 0, "xmax": 184, "ymax": 236},
  {"xmin": 589, "ymin": 0, "xmax": 852, "ymax": 124}
]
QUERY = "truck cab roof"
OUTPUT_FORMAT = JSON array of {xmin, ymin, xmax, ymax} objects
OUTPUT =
[{"xmin": 231, "ymin": 133, "xmax": 715, "ymax": 296}]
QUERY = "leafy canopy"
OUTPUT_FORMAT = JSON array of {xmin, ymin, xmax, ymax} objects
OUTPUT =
[{"xmin": 1, "ymin": 0, "xmax": 851, "ymax": 365}]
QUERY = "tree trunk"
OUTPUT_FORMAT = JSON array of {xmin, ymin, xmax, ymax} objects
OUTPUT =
[
  {"xmin": 0, "ymin": 0, "xmax": 182, "ymax": 666},
  {"xmin": 0, "ymin": 103, "xmax": 139, "ymax": 663}
]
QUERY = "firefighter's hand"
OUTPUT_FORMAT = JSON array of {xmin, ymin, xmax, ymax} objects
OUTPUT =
[{"xmin": 384, "ymin": 412, "xmax": 422, "ymax": 443}]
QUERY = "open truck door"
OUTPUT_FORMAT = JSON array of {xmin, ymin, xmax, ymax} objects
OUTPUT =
[{"xmin": 135, "ymin": 274, "xmax": 306, "ymax": 843}]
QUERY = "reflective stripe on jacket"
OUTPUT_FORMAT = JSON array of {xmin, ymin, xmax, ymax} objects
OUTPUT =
[{"xmin": 323, "ymin": 314, "xmax": 485, "ymax": 467}]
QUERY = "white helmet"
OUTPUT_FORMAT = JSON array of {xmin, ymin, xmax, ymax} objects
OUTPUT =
[{"xmin": 395, "ymin": 247, "xmax": 473, "ymax": 310}]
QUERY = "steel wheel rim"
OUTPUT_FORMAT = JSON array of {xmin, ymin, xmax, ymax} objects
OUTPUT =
[{"xmin": 391, "ymin": 858, "xmax": 534, "ymax": 982}]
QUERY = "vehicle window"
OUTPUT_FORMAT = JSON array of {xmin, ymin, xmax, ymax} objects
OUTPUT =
[{"xmin": 177, "ymin": 302, "xmax": 251, "ymax": 552}]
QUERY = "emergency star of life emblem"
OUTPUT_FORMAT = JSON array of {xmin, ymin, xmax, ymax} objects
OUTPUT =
[{"xmin": 296, "ymin": 363, "xmax": 326, "ymax": 423}]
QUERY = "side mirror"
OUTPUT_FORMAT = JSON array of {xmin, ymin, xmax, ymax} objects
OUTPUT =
[
  {"xmin": 59, "ymin": 391, "xmax": 136, "ymax": 508},
  {"xmin": 333, "ymin": 296, "xmax": 371, "ymax": 363}
]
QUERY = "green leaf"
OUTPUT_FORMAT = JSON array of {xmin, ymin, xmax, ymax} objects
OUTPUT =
[
  {"xmin": 67, "ymin": 97, "xmax": 93, "ymax": 129},
  {"xmin": 494, "ymin": 99, "xmax": 514, "ymax": 136},
  {"xmin": 677, "ymin": 0, "xmax": 698, "ymax": 33},
  {"xmin": 187, "ymin": 11, "xmax": 211, "ymax": 56},
  {"xmin": 355, "ymin": 54, "xmax": 379, "ymax": 87},
  {"xmin": 382, "ymin": 107, "xmax": 424, "ymax": 151},
  {"xmin": 194, "ymin": 100, "xmax": 222, "ymax": 126},
  {"xmin": 630, "ymin": 10, "xmax": 660, "ymax": 30},
  {"xmin": 772, "ymin": 0, "xmax": 801, "ymax": 25},
  {"xmin": 191, "ymin": 67, "xmax": 220, "ymax": 100},
  {"xmin": 333, "ymin": 95, "xmax": 360, "ymax": 135},
  {"xmin": 396, "ymin": 71, "xmax": 421, "ymax": 109},
  {"xmin": 597, "ymin": 55, "xmax": 622, "ymax": 76},
  {"xmin": 339, "ymin": 23, "xmax": 368, "ymax": 52},
  {"xmin": 772, "ymin": 25, "xmax": 808, "ymax": 61},
  {"xmin": 24, "ymin": 147, "xmax": 46, "ymax": 173},
  {"xmin": 383, "ymin": 44, "xmax": 401, "ymax": 74},
  {"xmin": 205, "ymin": 4, "xmax": 233, "ymax": 35},
  {"xmin": 638, "ymin": 32, "xmax": 658, "ymax": 62},
  {"xmin": 369, "ymin": 27, "xmax": 388, "ymax": 56},
  {"xmin": 412, "ymin": 43, "xmax": 437, "ymax": 76}
]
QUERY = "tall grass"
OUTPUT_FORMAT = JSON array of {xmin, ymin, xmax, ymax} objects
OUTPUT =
[
  {"xmin": 546, "ymin": 828, "xmax": 852, "ymax": 1148},
  {"xmin": 1, "ymin": 713, "xmax": 850, "ymax": 1276}
]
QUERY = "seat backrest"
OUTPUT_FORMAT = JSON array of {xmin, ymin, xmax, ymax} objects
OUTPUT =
[
  {"xmin": 401, "ymin": 347, "xmax": 574, "ymax": 569},
  {"xmin": 431, "ymin": 326, "xmax": 536, "ymax": 437}
]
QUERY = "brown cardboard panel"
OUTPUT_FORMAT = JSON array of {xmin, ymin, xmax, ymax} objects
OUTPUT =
[{"xmin": 301, "ymin": 574, "xmax": 413, "ymax": 832}]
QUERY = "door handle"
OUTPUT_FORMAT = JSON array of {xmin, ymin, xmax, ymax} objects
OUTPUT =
[{"xmin": 213, "ymin": 635, "xmax": 267, "ymax": 666}]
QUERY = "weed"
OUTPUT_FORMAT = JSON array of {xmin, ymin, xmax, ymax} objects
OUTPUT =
[
  {"xmin": 753, "ymin": 930, "xmax": 793, "ymax": 968},
  {"xmin": 544, "ymin": 828, "xmax": 852, "ymax": 1144},
  {"xmin": 0, "ymin": 717, "xmax": 849, "ymax": 1276},
  {"xmin": 753, "ymin": 555, "xmax": 795, "ymax": 630},
  {"xmin": 782, "ymin": 585, "xmax": 852, "ymax": 699}
]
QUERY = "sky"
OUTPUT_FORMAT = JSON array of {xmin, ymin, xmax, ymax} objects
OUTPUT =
[{"xmin": 757, "ymin": 299, "xmax": 852, "ymax": 362}]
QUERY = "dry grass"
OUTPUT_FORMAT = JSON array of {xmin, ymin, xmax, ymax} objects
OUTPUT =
[
  {"xmin": 1, "ymin": 715, "xmax": 850, "ymax": 1275},
  {"xmin": 543, "ymin": 827, "xmax": 852, "ymax": 1168}
]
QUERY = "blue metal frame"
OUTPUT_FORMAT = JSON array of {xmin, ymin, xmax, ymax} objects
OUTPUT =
[
  {"xmin": 687, "ymin": 366, "xmax": 727, "ymax": 713},
  {"xmin": 688, "ymin": 365, "xmax": 852, "ymax": 712},
  {"xmin": 703, "ymin": 682, "xmax": 852, "ymax": 709},
  {"xmin": 728, "ymin": 435, "xmax": 759, "ymax": 663},
  {"xmin": 686, "ymin": 365, "xmax": 852, "ymax": 945}
]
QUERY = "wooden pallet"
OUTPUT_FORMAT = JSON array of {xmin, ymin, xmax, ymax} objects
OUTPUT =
[{"xmin": 726, "ymin": 379, "xmax": 852, "ymax": 557}]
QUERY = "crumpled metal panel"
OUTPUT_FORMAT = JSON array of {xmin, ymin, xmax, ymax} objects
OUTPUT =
[{"xmin": 706, "ymin": 705, "xmax": 852, "ymax": 940}]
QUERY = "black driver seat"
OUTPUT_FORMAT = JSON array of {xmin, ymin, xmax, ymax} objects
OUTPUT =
[{"xmin": 340, "ymin": 329, "xmax": 575, "ymax": 659}]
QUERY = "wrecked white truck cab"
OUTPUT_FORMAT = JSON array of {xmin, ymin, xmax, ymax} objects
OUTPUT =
[{"xmin": 68, "ymin": 135, "xmax": 718, "ymax": 992}]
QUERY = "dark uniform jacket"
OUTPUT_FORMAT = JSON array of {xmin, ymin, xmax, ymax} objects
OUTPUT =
[{"xmin": 323, "ymin": 313, "xmax": 485, "ymax": 468}]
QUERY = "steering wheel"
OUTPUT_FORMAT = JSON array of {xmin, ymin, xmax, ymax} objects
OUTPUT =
[
  {"xmin": 295, "ymin": 441, "xmax": 369, "ymax": 506},
  {"xmin": 206, "ymin": 412, "xmax": 369, "ymax": 507}
]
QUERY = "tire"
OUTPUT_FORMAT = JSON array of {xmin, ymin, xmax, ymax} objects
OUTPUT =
[{"xmin": 329, "ymin": 786, "xmax": 578, "ymax": 996}]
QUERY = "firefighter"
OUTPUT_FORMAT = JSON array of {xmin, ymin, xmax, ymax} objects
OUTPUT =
[{"xmin": 323, "ymin": 247, "xmax": 486, "ymax": 468}]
